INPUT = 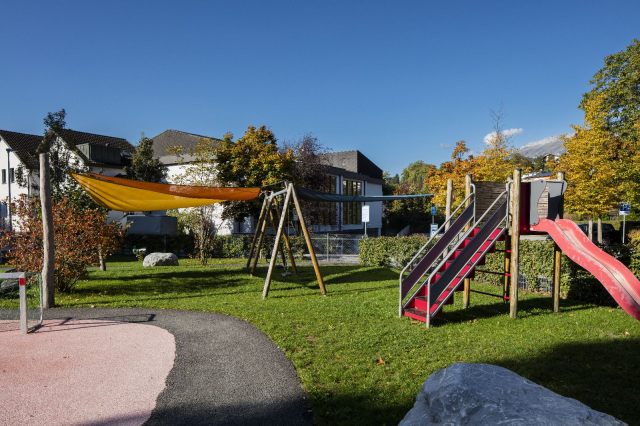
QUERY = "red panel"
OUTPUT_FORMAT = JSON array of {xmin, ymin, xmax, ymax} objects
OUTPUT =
[{"xmin": 531, "ymin": 219, "xmax": 640, "ymax": 321}]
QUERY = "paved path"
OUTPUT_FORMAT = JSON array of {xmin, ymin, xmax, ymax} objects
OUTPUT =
[{"xmin": 43, "ymin": 308, "xmax": 313, "ymax": 426}]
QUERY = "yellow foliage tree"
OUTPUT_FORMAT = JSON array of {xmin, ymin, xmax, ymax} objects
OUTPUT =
[
  {"xmin": 559, "ymin": 94, "xmax": 621, "ymax": 220},
  {"xmin": 424, "ymin": 140, "xmax": 476, "ymax": 206}
]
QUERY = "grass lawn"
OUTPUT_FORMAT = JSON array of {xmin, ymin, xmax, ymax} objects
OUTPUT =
[{"xmin": 54, "ymin": 257, "xmax": 640, "ymax": 425}]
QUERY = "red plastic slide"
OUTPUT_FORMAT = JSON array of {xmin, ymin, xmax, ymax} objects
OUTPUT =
[{"xmin": 530, "ymin": 219, "xmax": 640, "ymax": 320}]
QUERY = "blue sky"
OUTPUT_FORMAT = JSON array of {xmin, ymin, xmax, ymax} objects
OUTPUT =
[{"xmin": 1, "ymin": 1, "xmax": 638, "ymax": 176}]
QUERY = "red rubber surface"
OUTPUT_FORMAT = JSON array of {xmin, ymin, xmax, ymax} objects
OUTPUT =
[
  {"xmin": 0, "ymin": 319, "xmax": 175, "ymax": 426},
  {"xmin": 531, "ymin": 219, "xmax": 640, "ymax": 320}
]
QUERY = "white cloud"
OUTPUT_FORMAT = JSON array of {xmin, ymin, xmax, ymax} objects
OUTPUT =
[
  {"xmin": 439, "ymin": 143, "xmax": 451, "ymax": 149},
  {"xmin": 483, "ymin": 128, "xmax": 524, "ymax": 144}
]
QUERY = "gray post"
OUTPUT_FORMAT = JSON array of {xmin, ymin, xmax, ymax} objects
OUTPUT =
[{"xmin": 19, "ymin": 276, "xmax": 27, "ymax": 334}]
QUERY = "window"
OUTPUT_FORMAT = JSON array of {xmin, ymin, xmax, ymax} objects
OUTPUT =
[
  {"xmin": 318, "ymin": 176, "xmax": 337, "ymax": 226},
  {"xmin": 1, "ymin": 169, "xmax": 5, "ymax": 184},
  {"xmin": 342, "ymin": 179, "xmax": 362, "ymax": 225},
  {"xmin": 9, "ymin": 168, "xmax": 14, "ymax": 183}
]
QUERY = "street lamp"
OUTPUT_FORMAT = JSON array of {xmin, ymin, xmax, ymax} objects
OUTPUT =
[{"xmin": 6, "ymin": 148, "xmax": 16, "ymax": 232}]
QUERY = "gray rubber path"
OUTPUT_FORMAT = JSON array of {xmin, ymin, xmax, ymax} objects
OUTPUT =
[{"xmin": 45, "ymin": 308, "xmax": 314, "ymax": 426}]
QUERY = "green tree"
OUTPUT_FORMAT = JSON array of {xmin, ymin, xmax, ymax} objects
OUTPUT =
[
  {"xmin": 581, "ymin": 39, "xmax": 640, "ymax": 143},
  {"xmin": 401, "ymin": 161, "xmax": 432, "ymax": 189},
  {"xmin": 124, "ymin": 132, "xmax": 168, "ymax": 183},
  {"xmin": 215, "ymin": 126, "xmax": 295, "ymax": 220}
]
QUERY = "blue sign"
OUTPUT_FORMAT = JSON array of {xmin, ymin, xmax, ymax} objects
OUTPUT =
[
  {"xmin": 620, "ymin": 202, "xmax": 631, "ymax": 216},
  {"xmin": 431, "ymin": 206, "xmax": 437, "ymax": 215}
]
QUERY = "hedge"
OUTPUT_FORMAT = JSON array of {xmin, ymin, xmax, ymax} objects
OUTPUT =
[{"xmin": 359, "ymin": 235, "xmax": 627, "ymax": 306}]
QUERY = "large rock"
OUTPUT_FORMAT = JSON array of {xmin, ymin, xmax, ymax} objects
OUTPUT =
[
  {"xmin": 400, "ymin": 363, "xmax": 626, "ymax": 426},
  {"xmin": 143, "ymin": 253, "xmax": 179, "ymax": 267}
]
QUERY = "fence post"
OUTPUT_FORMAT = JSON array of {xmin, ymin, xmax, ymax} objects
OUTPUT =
[
  {"xmin": 19, "ymin": 275, "xmax": 27, "ymax": 334},
  {"xmin": 463, "ymin": 174, "xmax": 472, "ymax": 309}
]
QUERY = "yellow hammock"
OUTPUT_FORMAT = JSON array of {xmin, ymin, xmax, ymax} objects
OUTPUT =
[{"xmin": 70, "ymin": 173, "xmax": 260, "ymax": 211}]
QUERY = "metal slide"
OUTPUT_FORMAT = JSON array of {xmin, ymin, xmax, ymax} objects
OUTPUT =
[{"xmin": 531, "ymin": 219, "xmax": 640, "ymax": 320}]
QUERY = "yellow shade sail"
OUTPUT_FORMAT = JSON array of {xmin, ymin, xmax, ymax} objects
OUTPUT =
[{"xmin": 70, "ymin": 173, "xmax": 260, "ymax": 211}]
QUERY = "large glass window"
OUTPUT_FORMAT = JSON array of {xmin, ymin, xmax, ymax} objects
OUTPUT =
[
  {"xmin": 318, "ymin": 175, "xmax": 337, "ymax": 226},
  {"xmin": 342, "ymin": 180, "xmax": 362, "ymax": 225}
]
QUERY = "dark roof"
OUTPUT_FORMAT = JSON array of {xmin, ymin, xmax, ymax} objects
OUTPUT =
[
  {"xmin": 320, "ymin": 150, "xmax": 383, "ymax": 181},
  {"xmin": 0, "ymin": 130, "xmax": 43, "ymax": 169},
  {"xmin": 150, "ymin": 129, "xmax": 221, "ymax": 157},
  {"xmin": 56, "ymin": 129, "xmax": 135, "ymax": 153}
]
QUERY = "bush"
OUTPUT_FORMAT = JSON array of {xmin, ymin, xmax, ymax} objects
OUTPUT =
[{"xmin": 359, "ymin": 236, "xmax": 433, "ymax": 269}]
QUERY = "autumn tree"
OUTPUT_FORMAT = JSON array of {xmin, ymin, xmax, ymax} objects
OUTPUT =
[
  {"xmin": 560, "ymin": 93, "xmax": 621, "ymax": 240},
  {"xmin": 215, "ymin": 126, "xmax": 295, "ymax": 220},
  {"xmin": 124, "ymin": 132, "xmax": 168, "ymax": 183},
  {"xmin": 168, "ymin": 137, "xmax": 219, "ymax": 265},
  {"xmin": 474, "ymin": 106, "xmax": 524, "ymax": 181},
  {"xmin": 0, "ymin": 195, "xmax": 125, "ymax": 293},
  {"xmin": 424, "ymin": 140, "xmax": 476, "ymax": 206}
]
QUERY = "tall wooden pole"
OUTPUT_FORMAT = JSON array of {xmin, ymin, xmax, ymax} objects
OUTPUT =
[
  {"xmin": 463, "ymin": 174, "xmax": 472, "ymax": 309},
  {"xmin": 246, "ymin": 196, "xmax": 268, "ymax": 268},
  {"xmin": 503, "ymin": 234, "xmax": 512, "ymax": 302},
  {"xmin": 291, "ymin": 184, "xmax": 326, "ymax": 295},
  {"xmin": 445, "ymin": 179, "xmax": 453, "ymax": 231},
  {"xmin": 273, "ymin": 199, "xmax": 297, "ymax": 274},
  {"xmin": 40, "ymin": 151, "xmax": 55, "ymax": 309},
  {"xmin": 251, "ymin": 196, "xmax": 272, "ymax": 276},
  {"xmin": 263, "ymin": 186, "xmax": 293, "ymax": 299},
  {"xmin": 267, "ymin": 203, "xmax": 287, "ymax": 268},
  {"xmin": 510, "ymin": 168, "xmax": 522, "ymax": 319},
  {"xmin": 553, "ymin": 171, "xmax": 565, "ymax": 313}
]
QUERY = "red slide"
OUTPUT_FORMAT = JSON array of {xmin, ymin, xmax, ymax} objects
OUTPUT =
[{"xmin": 530, "ymin": 219, "xmax": 640, "ymax": 320}]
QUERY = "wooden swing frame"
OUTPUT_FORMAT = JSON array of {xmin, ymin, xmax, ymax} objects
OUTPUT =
[{"xmin": 246, "ymin": 182, "xmax": 326, "ymax": 299}]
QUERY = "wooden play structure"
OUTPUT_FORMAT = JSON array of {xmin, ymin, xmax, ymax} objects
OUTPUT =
[{"xmin": 399, "ymin": 169, "xmax": 640, "ymax": 327}]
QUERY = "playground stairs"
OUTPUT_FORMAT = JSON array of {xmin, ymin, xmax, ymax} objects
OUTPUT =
[{"xmin": 399, "ymin": 195, "xmax": 508, "ymax": 326}]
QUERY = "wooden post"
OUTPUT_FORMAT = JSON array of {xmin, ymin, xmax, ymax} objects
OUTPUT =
[
  {"xmin": 251, "ymin": 196, "xmax": 272, "ymax": 276},
  {"xmin": 463, "ymin": 174, "xmax": 472, "ymax": 309},
  {"xmin": 510, "ymin": 168, "xmax": 521, "ymax": 318},
  {"xmin": 246, "ymin": 196, "xmax": 268, "ymax": 269},
  {"xmin": 40, "ymin": 152, "xmax": 55, "ymax": 308},
  {"xmin": 503, "ymin": 233, "xmax": 512, "ymax": 302},
  {"xmin": 445, "ymin": 179, "xmax": 453, "ymax": 231},
  {"xmin": 291, "ymin": 184, "xmax": 326, "ymax": 295},
  {"xmin": 553, "ymin": 171, "xmax": 565, "ymax": 312},
  {"xmin": 273, "ymin": 199, "xmax": 297, "ymax": 274},
  {"xmin": 263, "ymin": 186, "xmax": 293, "ymax": 299},
  {"xmin": 267, "ymin": 202, "xmax": 287, "ymax": 268}
]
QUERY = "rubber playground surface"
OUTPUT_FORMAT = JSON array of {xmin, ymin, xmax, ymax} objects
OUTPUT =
[{"xmin": 0, "ymin": 308, "xmax": 313, "ymax": 426}]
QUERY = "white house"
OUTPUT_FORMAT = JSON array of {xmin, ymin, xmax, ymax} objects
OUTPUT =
[
  {"xmin": 150, "ymin": 130, "xmax": 385, "ymax": 237},
  {"xmin": 0, "ymin": 128, "xmax": 137, "ymax": 227}
]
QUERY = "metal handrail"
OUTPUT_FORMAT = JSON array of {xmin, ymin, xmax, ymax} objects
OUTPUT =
[{"xmin": 424, "ymin": 190, "xmax": 509, "ymax": 327}]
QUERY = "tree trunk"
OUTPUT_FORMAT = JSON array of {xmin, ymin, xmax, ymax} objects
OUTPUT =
[
  {"xmin": 40, "ymin": 152, "xmax": 55, "ymax": 308},
  {"xmin": 99, "ymin": 247, "xmax": 106, "ymax": 271},
  {"xmin": 597, "ymin": 217, "xmax": 603, "ymax": 244}
]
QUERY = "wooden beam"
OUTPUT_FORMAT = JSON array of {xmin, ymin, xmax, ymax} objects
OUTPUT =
[
  {"xmin": 273, "ymin": 198, "xmax": 297, "ymax": 274},
  {"xmin": 251, "ymin": 196, "xmax": 272, "ymax": 276},
  {"xmin": 291, "ymin": 184, "xmax": 326, "ymax": 295},
  {"xmin": 263, "ymin": 186, "xmax": 293, "ymax": 298},
  {"xmin": 463, "ymin": 174, "xmax": 472, "ymax": 309},
  {"xmin": 553, "ymin": 171, "xmax": 565, "ymax": 312},
  {"xmin": 445, "ymin": 179, "xmax": 453, "ymax": 231},
  {"xmin": 267, "ymin": 202, "xmax": 287, "ymax": 268},
  {"xmin": 246, "ymin": 196, "xmax": 268, "ymax": 269},
  {"xmin": 510, "ymin": 168, "xmax": 521, "ymax": 318}
]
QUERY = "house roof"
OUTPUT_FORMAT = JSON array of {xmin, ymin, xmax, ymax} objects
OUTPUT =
[
  {"xmin": 150, "ymin": 129, "xmax": 221, "ymax": 159},
  {"xmin": 0, "ymin": 130, "xmax": 43, "ymax": 170},
  {"xmin": 56, "ymin": 129, "xmax": 135, "ymax": 153},
  {"xmin": 55, "ymin": 129, "xmax": 136, "ymax": 167},
  {"xmin": 320, "ymin": 150, "xmax": 384, "ymax": 182}
]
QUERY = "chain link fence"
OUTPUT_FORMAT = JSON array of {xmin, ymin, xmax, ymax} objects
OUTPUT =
[{"xmin": 309, "ymin": 234, "xmax": 364, "ymax": 264}]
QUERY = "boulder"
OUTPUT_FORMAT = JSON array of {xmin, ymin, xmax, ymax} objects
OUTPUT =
[
  {"xmin": 400, "ymin": 363, "xmax": 626, "ymax": 426},
  {"xmin": 142, "ymin": 253, "xmax": 179, "ymax": 267}
]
